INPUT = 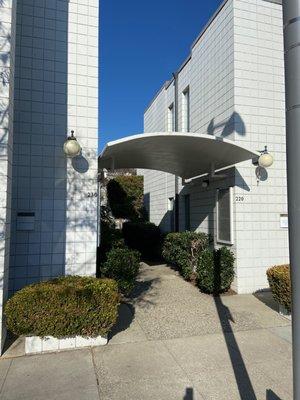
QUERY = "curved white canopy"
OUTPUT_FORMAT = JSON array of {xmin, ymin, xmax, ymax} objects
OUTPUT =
[{"xmin": 99, "ymin": 132, "xmax": 259, "ymax": 180}]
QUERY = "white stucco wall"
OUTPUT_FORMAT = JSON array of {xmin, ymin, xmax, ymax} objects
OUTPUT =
[
  {"xmin": 0, "ymin": 0, "xmax": 16, "ymax": 352},
  {"xmin": 8, "ymin": 0, "xmax": 99, "ymax": 294},
  {"xmin": 142, "ymin": 0, "xmax": 288, "ymax": 294}
]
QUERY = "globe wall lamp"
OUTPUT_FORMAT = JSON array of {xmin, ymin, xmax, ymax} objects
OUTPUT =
[
  {"xmin": 258, "ymin": 146, "xmax": 274, "ymax": 168},
  {"xmin": 201, "ymin": 179, "xmax": 209, "ymax": 188},
  {"xmin": 253, "ymin": 146, "xmax": 274, "ymax": 168},
  {"xmin": 63, "ymin": 130, "xmax": 81, "ymax": 158}
]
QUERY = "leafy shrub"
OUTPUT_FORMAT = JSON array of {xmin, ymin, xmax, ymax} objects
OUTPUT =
[
  {"xmin": 122, "ymin": 221, "xmax": 162, "ymax": 260},
  {"xmin": 101, "ymin": 247, "xmax": 141, "ymax": 295},
  {"xmin": 107, "ymin": 175, "xmax": 144, "ymax": 220},
  {"xmin": 100, "ymin": 221, "xmax": 125, "ymax": 254},
  {"xmin": 97, "ymin": 222, "xmax": 125, "ymax": 277},
  {"xmin": 162, "ymin": 231, "xmax": 210, "ymax": 280},
  {"xmin": 267, "ymin": 265, "xmax": 291, "ymax": 312},
  {"xmin": 4, "ymin": 276, "xmax": 119, "ymax": 338},
  {"xmin": 197, "ymin": 247, "xmax": 235, "ymax": 294}
]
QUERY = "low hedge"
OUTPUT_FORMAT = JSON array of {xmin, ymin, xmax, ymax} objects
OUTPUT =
[
  {"xmin": 4, "ymin": 276, "xmax": 120, "ymax": 338},
  {"xmin": 196, "ymin": 247, "xmax": 235, "ymax": 294},
  {"xmin": 122, "ymin": 221, "xmax": 162, "ymax": 260},
  {"xmin": 100, "ymin": 247, "xmax": 141, "ymax": 295},
  {"xmin": 267, "ymin": 264, "xmax": 291, "ymax": 312},
  {"xmin": 162, "ymin": 231, "xmax": 210, "ymax": 280}
]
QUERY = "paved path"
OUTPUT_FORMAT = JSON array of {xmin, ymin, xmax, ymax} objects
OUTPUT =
[{"xmin": 0, "ymin": 263, "xmax": 293, "ymax": 400}]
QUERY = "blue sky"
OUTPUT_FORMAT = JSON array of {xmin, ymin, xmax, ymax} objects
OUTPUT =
[{"xmin": 99, "ymin": 0, "xmax": 223, "ymax": 151}]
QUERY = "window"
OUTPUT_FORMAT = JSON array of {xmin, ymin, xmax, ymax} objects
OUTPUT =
[
  {"xmin": 182, "ymin": 87, "xmax": 190, "ymax": 132},
  {"xmin": 184, "ymin": 194, "xmax": 190, "ymax": 231},
  {"xmin": 168, "ymin": 103, "xmax": 175, "ymax": 132},
  {"xmin": 217, "ymin": 188, "xmax": 233, "ymax": 244}
]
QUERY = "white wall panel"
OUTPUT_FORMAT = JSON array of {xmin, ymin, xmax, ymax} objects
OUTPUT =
[
  {"xmin": 9, "ymin": 0, "xmax": 99, "ymax": 294},
  {"xmin": 142, "ymin": 0, "xmax": 288, "ymax": 293}
]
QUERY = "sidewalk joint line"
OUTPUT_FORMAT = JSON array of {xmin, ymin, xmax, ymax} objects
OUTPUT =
[
  {"xmin": 0, "ymin": 358, "xmax": 12, "ymax": 396},
  {"xmin": 91, "ymin": 348, "xmax": 101, "ymax": 400}
]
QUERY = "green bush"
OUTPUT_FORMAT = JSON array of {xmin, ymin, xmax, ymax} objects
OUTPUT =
[
  {"xmin": 4, "ymin": 276, "xmax": 120, "ymax": 338},
  {"xmin": 267, "ymin": 264, "xmax": 291, "ymax": 312},
  {"xmin": 101, "ymin": 247, "xmax": 141, "ymax": 295},
  {"xmin": 196, "ymin": 247, "xmax": 235, "ymax": 294},
  {"xmin": 122, "ymin": 221, "xmax": 162, "ymax": 260},
  {"xmin": 100, "ymin": 220, "xmax": 125, "ymax": 254},
  {"xmin": 107, "ymin": 175, "xmax": 144, "ymax": 220},
  {"xmin": 97, "ymin": 222, "xmax": 125, "ymax": 277},
  {"xmin": 162, "ymin": 231, "xmax": 210, "ymax": 280}
]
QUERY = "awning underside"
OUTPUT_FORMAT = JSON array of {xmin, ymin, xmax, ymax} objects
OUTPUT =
[{"xmin": 98, "ymin": 132, "xmax": 259, "ymax": 180}]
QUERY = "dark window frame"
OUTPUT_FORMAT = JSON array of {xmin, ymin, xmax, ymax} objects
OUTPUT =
[{"xmin": 216, "ymin": 187, "xmax": 233, "ymax": 245}]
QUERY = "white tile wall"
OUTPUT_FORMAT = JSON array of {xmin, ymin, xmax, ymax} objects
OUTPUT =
[
  {"xmin": 8, "ymin": 0, "xmax": 99, "ymax": 294},
  {"xmin": 0, "ymin": 0, "xmax": 16, "ymax": 353},
  {"xmin": 141, "ymin": 83, "xmax": 177, "ymax": 232},
  {"xmin": 65, "ymin": 0, "xmax": 98, "ymax": 277},
  {"xmin": 142, "ymin": 0, "xmax": 235, "ymax": 234},
  {"xmin": 142, "ymin": 0, "xmax": 288, "ymax": 294},
  {"xmin": 233, "ymin": 0, "xmax": 288, "ymax": 293}
]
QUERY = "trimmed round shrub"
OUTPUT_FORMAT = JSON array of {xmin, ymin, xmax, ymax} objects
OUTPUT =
[
  {"xmin": 162, "ymin": 231, "xmax": 210, "ymax": 280},
  {"xmin": 267, "ymin": 264, "xmax": 291, "ymax": 312},
  {"xmin": 197, "ymin": 247, "xmax": 235, "ymax": 294},
  {"xmin": 122, "ymin": 221, "xmax": 162, "ymax": 260},
  {"xmin": 4, "ymin": 276, "xmax": 120, "ymax": 338},
  {"xmin": 101, "ymin": 247, "xmax": 141, "ymax": 295}
]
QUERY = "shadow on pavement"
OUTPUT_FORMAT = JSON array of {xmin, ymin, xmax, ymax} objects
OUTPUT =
[
  {"xmin": 214, "ymin": 296, "xmax": 284, "ymax": 400},
  {"xmin": 253, "ymin": 290, "xmax": 278, "ymax": 313},
  {"xmin": 183, "ymin": 387, "xmax": 194, "ymax": 399},
  {"xmin": 214, "ymin": 296, "xmax": 257, "ymax": 399},
  {"xmin": 109, "ymin": 276, "xmax": 160, "ymax": 340},
  {"xmin": 129, "ymin": 276, "xmax": 160, "ymax": 309},
  {"xmin": 108, "ymin": 303, "xmax": 135, "ymax": 340},
  {"xmin": 266, "ymin": 389, "xmax": 283, "ymax": 399}
]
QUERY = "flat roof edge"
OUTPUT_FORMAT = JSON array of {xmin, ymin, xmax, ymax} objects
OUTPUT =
[
  {"xmin": 144, "ymin": 0, "xmax": 230, "ymax": 114},
  {"xmin": 144, "ymin": 80, "xmax": 171, "ymax": 114},
  {"xmin": 144, "ymin": 0, "xmax": 282, "ymax": 116}
]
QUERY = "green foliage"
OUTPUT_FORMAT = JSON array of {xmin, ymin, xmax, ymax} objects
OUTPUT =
[
  {"xmin": 122, "ymin": 221, "xmax": 162, "ymax": 260},
  {"xmin": 4, "ymin": 276, "xmax": 120, "ymax": 338},
  {"xmin": 100, "ymin": 220, "xmax": 124, "ymax": 257},
  {"xmin": 97, "ymin": 221, "xmax": 124, "ymax": 276},
  {"xmin": 196, "ymin": 247, "xmax": 235, "ymax": 294},
  {"xmin": 97, "ymin": 206, "xmax": 125, "ymax": 276},
  {"xmin": 162, "ymin": 231, "xmax": 210, "ymax": 280},
  {"xmin": 267, "ymin": 264, "xmax": 291, "ymax": 312},
  {"xmin": 107, "ymin": 175, "xmax": 144, "ymax": 220},
  {"xmin": 101, "ymin": 247, "xmax": 141, "ymax": 295}
]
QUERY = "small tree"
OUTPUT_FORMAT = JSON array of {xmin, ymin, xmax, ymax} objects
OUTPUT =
[{"xmin": 107, "ymin": 176, "xmax": 144, "ymax": 220}]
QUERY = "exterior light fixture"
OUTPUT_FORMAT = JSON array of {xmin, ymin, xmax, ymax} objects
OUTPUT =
[
  {"xmin": 258, "ymin": 146, "xmax": 274, "ymax": 168},
  {"xmin": 63, "ymin": 130, "xmax": 81, "ymax": 158},
  {"xmin": 253, "ymin": 146, "xmax": 274, "ymax": 168},
  {"xmin": 202, "ymin": 179, "xmax": 209, "ymax": 188}
]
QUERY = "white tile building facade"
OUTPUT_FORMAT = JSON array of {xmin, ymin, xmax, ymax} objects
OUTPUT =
[
  {"xmin": 142, "ymin": 0, "xmax": 289, "ymax": 294},
  {"xmin": 0, "ymin": 0, "xmax": 99, "ymax": 353}
]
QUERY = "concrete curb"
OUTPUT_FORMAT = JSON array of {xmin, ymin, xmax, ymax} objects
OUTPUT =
[{"xmin": 25, "ymin": 335, "xmax": 108, "ymax": 355}]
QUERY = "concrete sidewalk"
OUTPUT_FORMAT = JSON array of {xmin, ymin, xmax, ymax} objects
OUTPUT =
[{"xmin": 0, "ymin": 263, "xmax": 293, "ymax": 400}]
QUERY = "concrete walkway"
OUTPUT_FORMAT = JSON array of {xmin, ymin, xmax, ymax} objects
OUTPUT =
[{"xmin": 0, "ymin": 263, "xmax": 293, "ymax": 400}]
